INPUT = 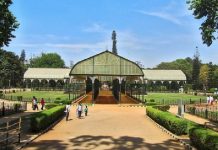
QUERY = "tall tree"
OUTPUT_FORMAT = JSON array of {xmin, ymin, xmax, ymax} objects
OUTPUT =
[
  {"xmin": 192, "ymin": 47, "xmax": 201, "ymax": 90},
  {"xmin": 30, "ymin": 53, "xmax": 65, "ymax": 68},
  {"xmin": 207, "ymin": 62, "xmax": 215, "ymax": 89},
  {"xmin": 0, "ymin": 0, "xmax": 19, "ymax": 47},
  {"xmin": 0, "ymin": 49, "xmax": 23, "ymax": 88},
  {"xmin": 187, "ymin": 0, "xmax": 218, "ymax": 46},
  {"xmin": 199, "ymin": 64, "xmax": 209, "ymax": 91},
  {"xmin": 112, "ymin": 30, "xmax": 117, "ymax": 55},
  {"xmin": 20, "ymin": 49, "xmax": 26, "ymax": 64}
]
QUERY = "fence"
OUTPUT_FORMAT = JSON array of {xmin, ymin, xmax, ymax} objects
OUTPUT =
[
  {"xmin": 0, "ymin": 101, "xmax": 27, "ymax": 117},
  {"xmin": 0, "ymin": 118, "xmax": 21, "ymax": 150},
  {"xmin": 185, "ymin": 104, "xmax": 218, "ymax": 122}
]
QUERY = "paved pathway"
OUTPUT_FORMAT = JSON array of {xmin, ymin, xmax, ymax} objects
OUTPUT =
[
  {"xmin": 23, "ymin": 105, "xmax": 185, "ymax": 150},
  {"xmin": 169, "ymin": 106, "xmax": 218, "ymax": 131}
]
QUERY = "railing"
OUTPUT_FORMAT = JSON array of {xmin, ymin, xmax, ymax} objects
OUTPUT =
[
  {"xmin": 185, "ymin": 104, "xmax": 218, "ymax": 122},
  {"xmin": 0, "ymin": 118, "xmax": 21, "ymax": 150},
  {"xmin": 0, "ymin": 101, "xmax": 27, "ymax": 117}
]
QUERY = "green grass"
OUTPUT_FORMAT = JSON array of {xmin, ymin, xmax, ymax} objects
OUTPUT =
[
  {"xmin": 145, "ymin": 93, "xmax": 206, "ymax": 101},
  {"xmin": 4, "ymin": 91, "xmax": 69, "ymax": 101},
  {"xmin": 140, "ymin": 93, "xmax": 206, "ymax": 104}
]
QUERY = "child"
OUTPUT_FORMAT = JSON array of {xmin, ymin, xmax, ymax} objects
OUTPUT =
[{"xmin": 84, "ymin": 105, "xmax": 88, "ymax": 116}]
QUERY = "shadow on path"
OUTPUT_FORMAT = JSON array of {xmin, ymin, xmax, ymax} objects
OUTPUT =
[{"xmin": 70, "ymin": 135, "xmax": 184, "ymax": 150}]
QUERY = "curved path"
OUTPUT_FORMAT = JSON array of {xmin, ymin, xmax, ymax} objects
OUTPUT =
[{"xmin": 23, "ymin": 105, "xmax": 185, "ymax": 150}]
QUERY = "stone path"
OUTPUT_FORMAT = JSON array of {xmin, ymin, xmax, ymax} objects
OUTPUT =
[{"xmin": 23, "ymin": 105, "xmax": 185, "ymax": 150}]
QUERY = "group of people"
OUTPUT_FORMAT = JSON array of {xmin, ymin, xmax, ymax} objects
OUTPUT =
[
  {"xmin": 206, "ymin": 95, "xmax": 218, "ymax": 105},
  {"xmin": 32, "ymin": 96, "xmax": 45, "ymax": 110},
  {"xmin": 65, "ymin": 103, "xmax": 88, "ymax": 121}
]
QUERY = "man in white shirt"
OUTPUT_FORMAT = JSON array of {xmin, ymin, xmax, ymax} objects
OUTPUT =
[
  {"xmin": 77, "ymin": 103, "xmax": 83, "ymax": 118},
  {"xmin": 65, "ymin": 103, "xmax": 71, "ymax": 121}
]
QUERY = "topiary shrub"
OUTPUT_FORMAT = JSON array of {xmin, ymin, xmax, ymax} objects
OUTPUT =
[
  {"xmin": 153, "ymin": 105, "xmax": 170, "ymax": 112},
  {"xmin": 17, "ymin": 96, "xmax": 22, "ymax": 101},
  {"xmin": 146, "ymin": 102, "xmax": 157, "ymax": 106},
  {"xmin": 45, "ymin": 103, "xmax": 59, "ymax": 109},
  {"xmin": 150, "ymin": 99, "xmax": 155, "ymax": 102},
  {"xmin": 30, "ymin": 105, "xmax": 65, "ymax": 132}
]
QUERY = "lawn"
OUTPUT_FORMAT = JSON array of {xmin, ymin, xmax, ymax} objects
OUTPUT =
[
  {"xmin": 4, "ymin": 91, "xmax": 69, "ymax": 102},
  {"xmin": 141, "ymin": 93, "xmax": 207, "ymax": 104}
]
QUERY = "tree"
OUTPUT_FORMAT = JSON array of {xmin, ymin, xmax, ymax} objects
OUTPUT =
[
  {"xmin": 207, "ymin": 62, "xmax": 215, "ymax": 89},
  {"xmin": 112, "ymin": 30, "xmax": 117, "ymax": 55},
  {"xmin": 192, "ymin": 47, "xmax": 201, "ymax": 90},
  {"xmin": 0, "ymin": 0, "xmax": 19, "ymax": 47},
  {"xmin": 30, "ymin": 53, "xmax": 65, "ymax": 68},
  {"xmin": 199, "ymin": 64, "xmax": 209, "ymax": 91},
  {"xmin": 20, "ymin": 49, "xmax": 26, "ymax": 64},
  {"xmin": 187, "ymin": 0, "xmax": 218, "ymax": 46},
  {"xmin": 0, "ymin": 49, "xmax": 23, "ymax": 88}
]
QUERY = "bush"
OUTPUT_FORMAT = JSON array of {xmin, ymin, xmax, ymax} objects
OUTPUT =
[
  {"xmin": 54, "ymin": 99, "xmax": 71, "ymax": 105},
  {"xmin": 153, "ymin": 105, "xmax": 170, "ymax": 111},
  {"xmin": 30, "ymin": 105, "xmax": 65, "ymax": 132},
  {"xmin": 150, "ymin": 99, "xmax": 155, "ymax": 102},
  {"xmin": 0, "ymin": 91, "xmax": 3, "ymax": 98},
  {"xmin": 17, "ymin": 96, "xmax": 22, "ymax": 101},
  {"xmin": 189, "ymin": 127, "xmax": 218, "ymax": 150},
  {"xmin": 13, "ymin": 103, "xmax": 21, "ymax": 111},
  {"xmin": 146, "ymin": 106, "xmax": 189, "ymax": 135},
  {"xmin": 45, "ymin": 103, "xmax": 59, "ymax": 109},
  {"xmin": 146, "ymin": 102, "xmax": 157, "ymax": 106}
]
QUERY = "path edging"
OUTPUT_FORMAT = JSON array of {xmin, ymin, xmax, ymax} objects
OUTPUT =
[{"xmin": 146, "ymin": 115, "xmax": 197, "ymax": 150}]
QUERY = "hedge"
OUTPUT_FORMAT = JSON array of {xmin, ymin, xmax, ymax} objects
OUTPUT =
[
  {"xmin": 189, "ymin": 127, "xmax": 218, "ymax": 150},
  {"xmin": 153, "ymin": 105, "xmax": 170, "ymax": 111},
  {"xmin": 45, "ymin": 103, "xmax": 59, "ymax": 109},
  {"xmin": 146, "ymin": 106, "xmax": 218, "ymax": 149},
  {"xmin": 31, "ymin": 105, "xmax": 65, "ymax": 132},
  {"xmin": 146, "ymin": 106, "xmax": 189, "ymax": 135}
]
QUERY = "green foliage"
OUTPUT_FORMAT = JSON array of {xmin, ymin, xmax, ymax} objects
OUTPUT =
[
  {"xmin": 112, "ymin": 30, "xmax": 117, "ymax": 55},
  {"xmin": 192, "ymin": 48, "xmax": 201, "ymax": 90},
  {"xmin": 17, "ymin": 96, "xmax": 22, "ymax": 101},
  {"xmin": 0, "ymin": 49, "xmax": 24, "ymax": 88},
  {"xmin": 146, "ymin": 106, "xmax": 189, "ymax": 135},
  {"xmin": 145, "ymin": 102, "xmax": 157, "ymax": 106},
  {"xmin": 45, "ymin": 103, "xmax": 59, "ymax": 109},
  {"xmin": 189, "ymin": 127, "xmax": 218, "ymax": 150},
  {"xmin": 30, "ymin": 53, "xmax": 65, "ymax": 68},
  {"xmin": 187, "ymin": 0, "xmax": 218, "ymax": 46},
  {"xmin": 0, "ymin": 90, "xmax": 3, "ymax": 98},
  {"xmin": 0, "ymin": 0, "xmax": 19, "ymax": 47},
  {"xmin": 31, "ymin": 105, "xmax": 65, "ymax": 132},
  {"xmin": 153, "ymin": 105, "xmax": 170, "ymax": 111}
]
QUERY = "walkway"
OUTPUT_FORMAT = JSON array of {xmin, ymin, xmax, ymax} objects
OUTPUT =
[
  {"xmin": 23, "ymin": 105, "xmax": 185, "ymax": 150},
  {"xmin": 169, "ymin": 106, "xmax": 218, "ymax": 131}
]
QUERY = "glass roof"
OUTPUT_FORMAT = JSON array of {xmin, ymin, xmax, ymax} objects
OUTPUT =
[{"xmin": 70, "ymin": 51, "xmax": 144, "ymax": 76}]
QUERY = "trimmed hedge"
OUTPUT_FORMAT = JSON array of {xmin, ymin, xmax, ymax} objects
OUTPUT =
[
  {"xmin": 146, "ymin": 106, "xmax": 189, "ymax": 135},
  {"xmin": 146, "ymin": 102, "xmax": 157, "ymax": 106},
  {"xmin": 153, "ymin": 105, "xmax": 170, "ymax": 111},
  {"xmin": 45, "ymin": 103, "xmax": 59, "ymax": 109},
  {"xmin": 31, "ymin": 105, "xmax": 65, "ymax": 132},
  {"xmin": 190, "ymin": 127, "xmax": 218, "ymax": 150},
  {"xmin": 146, "ymin": 106, "xmax": 218, "ymax": 149}
]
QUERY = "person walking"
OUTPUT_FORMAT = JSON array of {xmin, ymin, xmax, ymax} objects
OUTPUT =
[
  {"xmin": 77, "ymin": 103, "xmax": 83, "ymax": 118},
  {"xmin": 32, "ymin": 96, "xmax": 38, "ymax": 110},
  {"xmin": 40, "ymin": 98, "xmax": 45, "ymax": 110},
  {"xmin": 84, "ymin": 105, "xmax": 88, "ymax": 116},
  {"xmin": 65, "ymin": 103, "xmax": 71, "ymax": 121}
]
